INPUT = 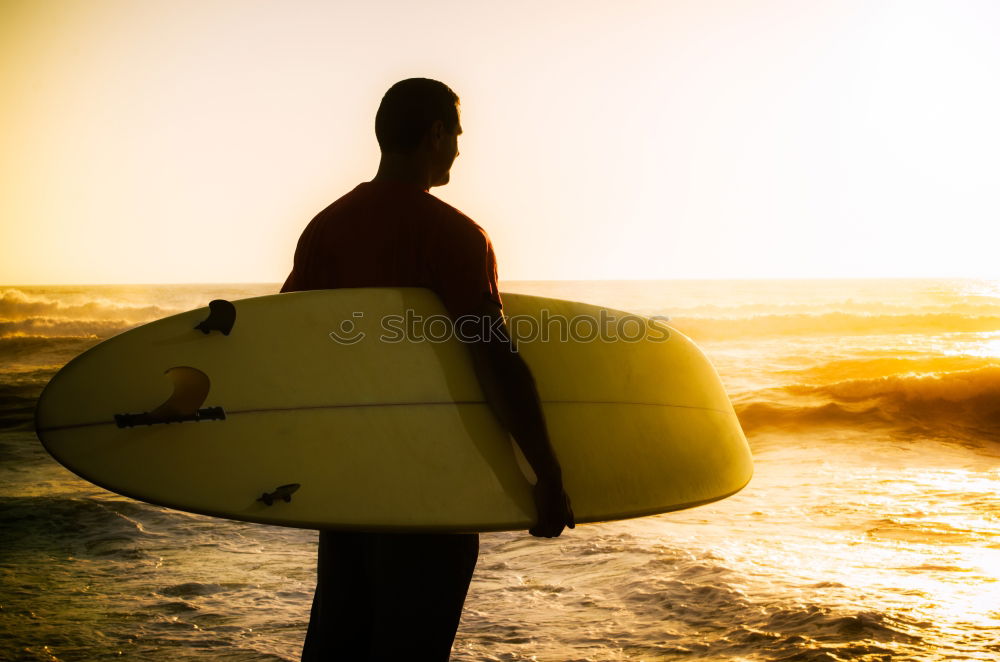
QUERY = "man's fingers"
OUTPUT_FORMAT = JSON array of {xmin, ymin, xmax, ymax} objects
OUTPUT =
[
  {"xmin": 529, "ymin": 487, "xmax": 574, "ymax": 537},
  {"xmin": 529, "ymin": 522, "xmax": 564, "ymax": 538}
]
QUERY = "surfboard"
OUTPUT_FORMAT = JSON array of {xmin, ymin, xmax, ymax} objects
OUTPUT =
[{"xmin": 34, "ymin": 289, "xmax": 752, "ymax": 532}]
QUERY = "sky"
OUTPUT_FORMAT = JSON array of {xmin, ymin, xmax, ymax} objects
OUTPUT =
[{"xmin": 2, "ymin": 0, "xmax": 999, "ymax": 284}]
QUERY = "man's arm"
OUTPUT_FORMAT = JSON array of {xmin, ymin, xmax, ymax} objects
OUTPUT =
[{"xmin": 463, "ymin": 301, "xmax": 574, "ymax": 538}]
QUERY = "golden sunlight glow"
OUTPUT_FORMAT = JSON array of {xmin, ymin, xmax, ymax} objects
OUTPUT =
[{"xmin": 3, "ymin": 0, "xmax": 1000, "ymax": 284}]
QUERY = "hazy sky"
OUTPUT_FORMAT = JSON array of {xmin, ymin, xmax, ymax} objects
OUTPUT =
[{"xmin": 2, "ymin": 0, "xmax": 999, "ymax": 284}]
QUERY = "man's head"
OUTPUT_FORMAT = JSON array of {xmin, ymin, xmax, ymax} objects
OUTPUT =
[{"xmin": 375, "ymin": 78, "xmax": 461, "ymax": 187}]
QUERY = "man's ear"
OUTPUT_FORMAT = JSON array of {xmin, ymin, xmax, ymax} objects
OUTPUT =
[{"xmin": 428, "ymin": 119, "xmax": 446, "ymax": 146}]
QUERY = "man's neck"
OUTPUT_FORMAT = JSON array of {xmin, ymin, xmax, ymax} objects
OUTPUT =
[{"xmin": 371, "ymin": 153, "xmax": 433, "ymax": 191}]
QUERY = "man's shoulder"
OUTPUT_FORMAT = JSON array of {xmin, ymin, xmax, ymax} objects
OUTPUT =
[{"xmin": 422, "ymin": 193, "xmax": 490, "ymax": 242}]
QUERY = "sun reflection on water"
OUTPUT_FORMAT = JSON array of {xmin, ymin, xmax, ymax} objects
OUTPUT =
[
  {"xmin": 821, "ymin": 466, "xmax": 1000, "ymax": 630},
  {"xmin": 643, "ymin": 441, "xmax": 1000, "ymax": 660}
]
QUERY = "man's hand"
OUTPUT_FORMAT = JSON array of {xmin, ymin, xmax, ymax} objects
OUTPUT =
[{"xmin": 529, "ymin": 480, "xmax": 575, "ymax": 538}]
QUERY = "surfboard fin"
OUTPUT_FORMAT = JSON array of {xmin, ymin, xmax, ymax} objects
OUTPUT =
[
  {"xmin": 114, "ymin": 366, "xmax": 226, "ymax": 428},
  {"xmin": 257, "ymin": 483, "xmax": 300, "ymax": 506},
  {"xmin": 195, "ymin": 299, "xmax": 236, "ymax": 335},
  {"xmin": 114, "ymin": 406, "xmax": 225, "ymax": 428}
]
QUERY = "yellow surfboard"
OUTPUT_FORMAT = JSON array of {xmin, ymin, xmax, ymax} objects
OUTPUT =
[{"xmin": 35, "ymin": 289, "xmax": 752, "ymax": 532}]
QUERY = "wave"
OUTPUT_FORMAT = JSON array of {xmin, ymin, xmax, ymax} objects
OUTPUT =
[
  {"xmin": 671, "ymin": 311, "xmax": 1000, "ymax": 340},
  {"xmin": 0, "ymin": 288, "xmax": 172, "ymax": 323},
  {"xmin": 0, "ymin": 288, "xmax": 175, "ymax": 354},
  {"xmin": 738, "ymin": 366, "xmax": 1000, "ymax": 439},
  {"xmin": 0, "ymin": 288, "xmax": 161, "ymax": 366},
  {"xmin": 781, "ymin": 355, "xmax": 994, "ymax": 382},
  {"xmin": 0, "ymin": 495, "xmax": 159, "ymax": 560},
  {"xmin": 737, "ymin": 399, "xmax": 892, "ymax": 431},
  {"xmin": 670, "ymin": 300, "xmax": 1000, "ymax": 318},
  {"xmin": 616, "ymin": 553, "xmax": 925, "ymax": 661},
  {"xmin": 0, "ymin": 336, "xmax": 102, "ymax": 375},
  {"xmin": 0, "ymin": 316, "xmax": 137, "ymax": 339}
]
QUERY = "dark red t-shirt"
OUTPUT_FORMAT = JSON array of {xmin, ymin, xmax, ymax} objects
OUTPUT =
[{"xmin": 280, "ymin": 181, "xmax": 501, "ymax": 318}]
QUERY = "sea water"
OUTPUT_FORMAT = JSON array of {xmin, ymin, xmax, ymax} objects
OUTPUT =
[{"xmin": 1, "ymin": 280, "xmax": 998, "ymax": 661}]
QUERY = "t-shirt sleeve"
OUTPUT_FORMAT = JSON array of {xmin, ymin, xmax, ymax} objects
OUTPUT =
[
  {"xmin": 279, "ymin": 270, "xmax": 299, "ymax": 293},
  {"xmin": 430, "ymin": 222, "xmax": 503, "ymax": 319},
  {"xmin": 279, "ymin": 220, "xmax": 314, "ymax": 293}
]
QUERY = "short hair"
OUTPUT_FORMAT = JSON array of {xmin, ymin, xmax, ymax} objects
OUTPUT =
[{"xmin": 375, "ymin": 78, "xmax": 460, "ymax": 154}]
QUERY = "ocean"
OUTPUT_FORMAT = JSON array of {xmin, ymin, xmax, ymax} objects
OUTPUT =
[{"xmin": 1, "ymin": 279, "xmax": 998, "ymax": 661}]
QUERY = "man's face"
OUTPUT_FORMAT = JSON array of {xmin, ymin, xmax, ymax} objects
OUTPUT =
[{"xmin": 429, "ymin": 116, "xmax": 461, "ymax": 188}]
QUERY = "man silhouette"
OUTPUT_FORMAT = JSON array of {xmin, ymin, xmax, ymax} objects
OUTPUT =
[{"xmin": 281, "ymin": 78, "xmax": 574, "ymax": 661}]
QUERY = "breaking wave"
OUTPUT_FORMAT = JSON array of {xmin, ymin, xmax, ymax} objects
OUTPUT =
[
  {"xmin": 0, "ymin": 288, "xmax": 171, "ymax": 325},
  {"xmin": 0, "ymin": 288, "xmax": 177, "ymax": 346},
  {"xmin": 738, "ymin": 365, "xmax": 1000, "ymax": 439}
]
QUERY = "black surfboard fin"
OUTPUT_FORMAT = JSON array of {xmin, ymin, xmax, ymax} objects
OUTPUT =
[
  {"xmin": 257, "ymin": 483, "xmax": 301, "ymax": 506},
  {"xmin": 195, "ymin": 299, "xmax": 236, "ymax": 335}
]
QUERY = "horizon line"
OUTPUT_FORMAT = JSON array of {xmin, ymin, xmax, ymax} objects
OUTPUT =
[{"xmin": 3, "ymin": 275, "xmax": 998, "ymax": 288}]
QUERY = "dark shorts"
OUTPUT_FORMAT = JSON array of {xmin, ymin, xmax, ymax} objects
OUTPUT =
[{"xmin": 301, "ymin": 530, "xmax": 480, "ymax": 661}]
